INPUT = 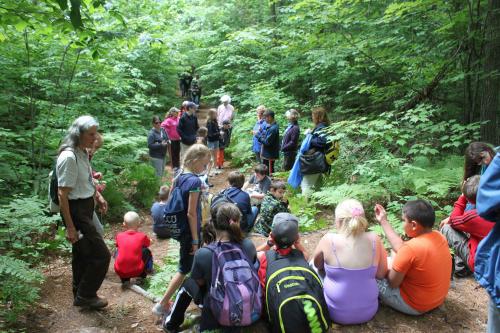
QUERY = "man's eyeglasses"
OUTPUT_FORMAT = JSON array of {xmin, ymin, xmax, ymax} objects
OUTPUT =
[{"xmin": 154, "ymin": 121, "xmax": 161, "ymax": 124}]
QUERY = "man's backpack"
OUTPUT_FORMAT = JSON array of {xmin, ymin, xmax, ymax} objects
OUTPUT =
[
  {"xmin": 207, "ymin": 242, "xmax": 262, "ymax": 327},
  {"xmin": 265, "ymin": 249, "xmax": 330, "ymax": 333},
  {"xmin": 162, "ymin": 173, "xmax": 193, "ymax": 240},
  {"xmin": 48, "ymin": 149, "xmax": 77, "ymax": 213}
]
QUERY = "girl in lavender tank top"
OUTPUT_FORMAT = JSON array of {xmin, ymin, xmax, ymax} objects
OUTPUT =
[{"xmin": 312, "ymin": 199, "xmax": 388, "ymax": 325}]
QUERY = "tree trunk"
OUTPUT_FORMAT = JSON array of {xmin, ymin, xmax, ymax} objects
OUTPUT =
[
  {"xmin": 480, "ymin": 0, "xmax": 500, "ymax": 144},
  {"xmin": 270, "ymin": 0, "xmax": 277, "ymax": 23}
]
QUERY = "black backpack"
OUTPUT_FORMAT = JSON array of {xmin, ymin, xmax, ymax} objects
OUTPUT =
[
  {"xmin": 48, "ymin": 149, "xmax": 77, "ymax": 212},
  {"xmin": 265, "ymin": 249, "xmax": 330, "ymax": 333},
  {"xmin": 210, "ymin": 189, "xmax": 236, "ymax": 217}
]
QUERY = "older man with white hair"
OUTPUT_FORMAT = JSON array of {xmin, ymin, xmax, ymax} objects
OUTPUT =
[
  {"xmin": 57, "ymin": 115, "xmax": 111, "ymax": 309},
  {"xmin": 216, "ymin": 95, "xmax": 234, "ymax": 127}
]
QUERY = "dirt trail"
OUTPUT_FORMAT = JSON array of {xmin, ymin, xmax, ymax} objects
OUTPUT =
[{"xmin": 27, "ymin": 106, "xmax": 489, "ymax": 332}]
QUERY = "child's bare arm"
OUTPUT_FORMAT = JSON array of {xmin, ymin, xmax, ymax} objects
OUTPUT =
[
  {"xmin": 312, "ymin": 236, "xmax": 327, "ymax": 271},
  {"xmin": 374, "ymin": 204, "xmax": 404, "ymax": 252},
  {"xmin": 387, "ymin": 269, "xmax": 405, "ymax": 288}
]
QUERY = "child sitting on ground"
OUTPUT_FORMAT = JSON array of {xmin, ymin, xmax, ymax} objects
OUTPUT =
[
  {"xmin": 254, "ymin": 181, "xmax": 290, "ymax": 237},
  {"xmin": 114, "ymin": 211, "xmax": 153, "ymax": 287},
  {"xmin": 223, "ymin": 171, "xmax": 258, "ymax": 233},
  {"xmin": 439, "ymin": 175, "xmax": 494, "ymax": 277},
  {"xmin": 374, "ymin": 200, "xmax": 451, "ymax": 315},
  {"xmin": 151, "ymin": 186, "xmax": 170, "ymax": 239},
  {"xmin": 243, "ymin": 164, "xmax": 272, "ymax": 205},
  {"xmin": 313, "ymin": 199, "xmax": 387, "ymax": 325},
  {"xmin": 256, "ymin": 213, "xmax": 330, "ymax": 333}
]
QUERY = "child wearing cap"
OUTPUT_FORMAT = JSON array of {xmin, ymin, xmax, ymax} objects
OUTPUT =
[
  {"xmin": 114, "ymin": 211, "xmax": 153, "ymax": 287},
  {"xmin": 256, "ymin": 213, "xmax": 330, "ymax": 333},
  {"xmin": 254, "ymin": 181, "xmax": 290, "ymax": 237}
]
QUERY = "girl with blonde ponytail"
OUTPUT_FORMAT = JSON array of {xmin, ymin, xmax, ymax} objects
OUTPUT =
[{"xmin": 312, "ymin": 199, "xmax": 388, "ymax": 325}]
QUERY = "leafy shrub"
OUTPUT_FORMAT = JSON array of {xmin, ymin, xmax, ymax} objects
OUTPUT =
[
  {"xmin": 0, "ymin": 196, "xmax": 62, "ymax": 261},
  {"xmin": 288, "ymin": 195, "xmax": 328, "ymax": 232},
  {"xmin": 0, "ymin": 196, "xmax": 63, "ymax": 327},
  {"xmin": 0, "ymin": 256, "xmax": 44, "ymax": 326},
  {"xmin": 125, "ymin": 163, "xmax": 161, "ymax": 208},
  {"xmin": 102, "ymin": 180, "xmax": 133, "ymax": 222},
  {"xmin": 146, "ymin": 239, "xmax": 180, "ymax": 299}
]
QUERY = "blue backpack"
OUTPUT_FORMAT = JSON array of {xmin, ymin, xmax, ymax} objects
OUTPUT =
[
  {"xmin": 162, "ymin": 173, "xmax": 193, "ymax": 241},
  {"xmin": 207, "ymin": 242, "xmax": 262, "ymax": 327}
]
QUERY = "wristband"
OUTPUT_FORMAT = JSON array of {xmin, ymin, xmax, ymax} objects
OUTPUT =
[
  {"xmin": 191, "ymin": 239, "xmax": 200, "ymax": 245},
  {"xmin": 266, "ymin": 239, "xmax": 274, "ymax": 247}
]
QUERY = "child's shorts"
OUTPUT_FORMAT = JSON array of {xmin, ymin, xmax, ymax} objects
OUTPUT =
[
  {"xmin": 376, "ymin": 279, "xmax": 423, "ymax": 315},
  {"xmin": 207, "ymin": 140, "xmax": 219, "ymax": 150}
]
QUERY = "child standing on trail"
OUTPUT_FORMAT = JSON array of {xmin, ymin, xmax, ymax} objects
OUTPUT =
[
  {"xmin": 439, "ymin": 175, "xmax": 494, "ymax": 277},
  {"xmin": 153, "ymin": 144, "xmax": 211, "ymax": 317},
  {"xmin": 216, "ymin": 120, "xmax": 231, "ymax": 170},
  {"xmin": 151, "ymin": 186, "xmax": 170, "ymax": 239},
  {"xmin": 114, "ymin": 211, "xmax": 153, "ymax": 287},
  {"xmin": 254, "ymin": 181, "xmax": 290, "ymax": 237},
  {"xmin": 206, "ymin": 108, "xmax": 220, "ymax": 177},
  {"xmin": 161, "ymin": 107, "xmax": 181, "ymax": 172},
  {"xmin": 374, "ymin": 200, "xmax": 451, "ymax": 315}
]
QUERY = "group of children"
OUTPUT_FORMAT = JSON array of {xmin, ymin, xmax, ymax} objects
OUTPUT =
[{"xmin": 110, "ymin": 140, "xmax": 499, "ymax": 332}]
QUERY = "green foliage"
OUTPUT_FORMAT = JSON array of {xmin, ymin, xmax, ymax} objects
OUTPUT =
[
  {"xmin": 146, "ymin": 240, "xmax": 179, "ymax": 299},
  {"xmin": 0, "ymin": 256, "xmax": 44, "ymax": 325},
  {"xmin": 0, "ymin": 196, "xmax": 62, "ymax": 261},
  {"xmin": 125, "ymin": 164, "xmax": 161, "ymax": 208},
  {"xmin": 288, "ymin": 195, "xmax": 328, "ymax": 232},
  {"xmin": 102, "ymin": 180, "xmax": 133, "ymax": 221},
  {"xmin": 0, "ymin": 196, "xmax": 63, "ymax": 327}
]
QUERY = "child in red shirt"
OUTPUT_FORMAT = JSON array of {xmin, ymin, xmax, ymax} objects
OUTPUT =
[
  {"xmin": 440, "ymin": 175, "xmax": 494, "ymax": 276},
  {"xmin": 114, "ymin": 211, "xmax": 153, "ymax": 286}
]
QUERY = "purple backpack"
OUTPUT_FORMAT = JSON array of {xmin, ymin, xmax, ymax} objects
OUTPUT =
[{"xmin": 207, "ymin": 242, "xmax": 262, "ymax": 327}]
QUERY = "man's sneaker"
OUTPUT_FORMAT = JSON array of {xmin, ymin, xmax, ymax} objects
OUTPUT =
[{"xmin": 73, "ymin": 296, "xmax": 108, "ymax": 309}]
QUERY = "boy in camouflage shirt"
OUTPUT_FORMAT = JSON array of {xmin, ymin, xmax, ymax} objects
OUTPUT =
[{"xmin": 254, "ymin": 181, "xmax": 290, "ymax": 236}]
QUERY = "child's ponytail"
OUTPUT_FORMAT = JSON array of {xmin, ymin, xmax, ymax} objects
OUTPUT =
[
  {"xmin": 215, "ymin": 203, "xmax": 244, "ymax": 243},
  {"xmin": 334, "ymin": 199, "xmax": 368, "ymax": 237}
]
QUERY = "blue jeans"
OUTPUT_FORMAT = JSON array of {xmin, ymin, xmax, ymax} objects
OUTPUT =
[{"xmin": 242, "ymin": 206, "xmax": 259, "ymax": 233}]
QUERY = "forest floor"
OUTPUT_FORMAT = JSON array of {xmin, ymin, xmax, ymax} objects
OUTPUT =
[{"xmin": 27, "ymin": 107, "xmax": 489, "ymax": 333}]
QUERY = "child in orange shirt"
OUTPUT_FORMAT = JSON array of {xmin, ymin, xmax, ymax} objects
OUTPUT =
[{"xmin": 374, "ymin": 200, "xmax": 451, "ymax": 315}]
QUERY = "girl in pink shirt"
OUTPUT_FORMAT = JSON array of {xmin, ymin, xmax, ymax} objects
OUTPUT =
[{"xmin": 162, "ymin": 107, "xmax": 181, "ymax": 170}]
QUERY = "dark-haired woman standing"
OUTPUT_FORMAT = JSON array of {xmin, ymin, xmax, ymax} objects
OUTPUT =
[{"xmin": 147, "ymin": 116, "xmax": 169, "ymax": 178}]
